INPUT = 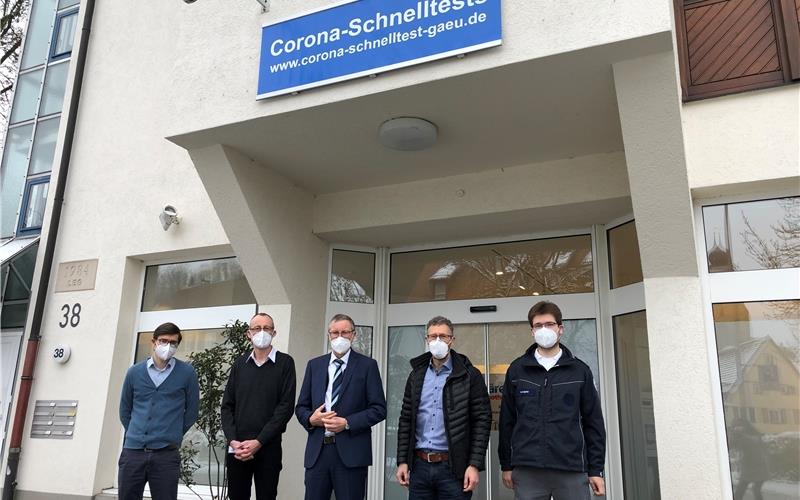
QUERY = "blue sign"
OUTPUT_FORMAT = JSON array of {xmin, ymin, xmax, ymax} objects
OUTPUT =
[{"xmin": 258, "ymin": 0, "xmax": 502, "ymax": 99}]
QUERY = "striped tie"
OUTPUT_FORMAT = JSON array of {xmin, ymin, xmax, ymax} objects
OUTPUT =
[{"xmin": 329, "ymin": 359, "xmax": 344, "ymax": 409}]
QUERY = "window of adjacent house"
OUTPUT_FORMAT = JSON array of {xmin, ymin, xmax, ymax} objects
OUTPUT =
[
  {"xmin": 20, "ymin": 0, "xmax": 59, "ymax": 70},
  {"xmin": 28, "ymin": 117, "xmax": 60, "ymax": 174},
  {"xmin": 0, "ymin": 124, "xmax": 34, "ymax": 238},
  {"xmin": 50, "ymin": 9, "xmax": 79, "ymax": 60},
  {"xmin": 17, "ymin": 178, "xmax": 50, "ymax": 234},
  {"xmin": 712, "ymin": 300, "xmax": 800, "ymax": 499},
  {"xmin": 9, "ymin": 70, "xmax": 44, "ymax": 124},
  {"xmin": 702, "ymin": 197, "xmax": 800, "ymax": 273},
  {"xmin": 39, "ymin": 62, "xmax": 69, "ymax": 116}
]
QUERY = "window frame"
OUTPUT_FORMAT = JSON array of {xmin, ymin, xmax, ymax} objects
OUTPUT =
[
  {"xmin": 16, "ymin": 176, "xmax": 50, "ymax": 235},
  {"xmin": 694, "ymin": 192, "xmax": 800, "ymax": 500},
  {"xmin": 49, "ymin": 8, "xmax": 79, "ymax": 61}
]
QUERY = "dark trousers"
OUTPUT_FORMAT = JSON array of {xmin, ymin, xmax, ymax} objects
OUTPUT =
[
  {"xmin": 118, "ymin": 447, "xmax": 180, "ymax": 500},
  {"xmin": 226, "ymin": 442, "xmax": 283, "ymax": 500},
  {"xmin": 511, "ymin": 467, "xmax": 590, "ymax": 500},
  {"xmin": 304, "ymin": 443, "xmax": 367, "ymax": 500},
  {"xmin": 409, "ymin": 457, "xmax": 472, "ymax": 500}
]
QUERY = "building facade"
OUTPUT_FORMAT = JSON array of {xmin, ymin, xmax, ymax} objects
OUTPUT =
[{"xmin": 0, "ymin": 0, "xmax": 798, "ymax": 499}]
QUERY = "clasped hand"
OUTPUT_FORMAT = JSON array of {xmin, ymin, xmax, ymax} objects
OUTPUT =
[
  {"xmin": 309, "ymin": 403, "xmax": 348, "ymax": 433},
  {"xmin": 229, "ymin": 439, "xmax": 261, "ymax": 461}
]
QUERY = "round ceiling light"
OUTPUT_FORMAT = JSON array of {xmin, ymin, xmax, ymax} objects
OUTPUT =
[{"xmin": 378, "ymin": 117, "xmax": 438, "ymax": 151}]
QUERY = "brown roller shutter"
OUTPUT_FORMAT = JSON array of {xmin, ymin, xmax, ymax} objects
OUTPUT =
[{"xmin": 676, "ymin": 0, "xmax": 800, "ymax": 100}]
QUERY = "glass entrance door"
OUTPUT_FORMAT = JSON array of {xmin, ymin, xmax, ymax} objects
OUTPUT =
[{"xmin": 384, "ymin": 319, "xmax": 601, "ymax": 500}]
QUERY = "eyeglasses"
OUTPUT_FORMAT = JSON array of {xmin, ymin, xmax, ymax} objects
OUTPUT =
[
  {"xmin": 531, "ymin": 322, "xmax": 559, "ymax": 331},
  {"xmin": 426, "ymin": 334, "xmax": 453, "ymax": 342},
  {"xmin": 328, "ymin": 329, "xmax": 355, "ymax": 338},
  {"xmin": 249, "ymin": 326, "xmax": 275, "ymax": 334},
  {"xmin": 156, "ymin": 338, "xmax": 179, "ymax": 347}
]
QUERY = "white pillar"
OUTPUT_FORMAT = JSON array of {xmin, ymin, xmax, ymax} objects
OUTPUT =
[{"xmin": 614, "ymin": 52, "xmax": 728, "ymax": 500}]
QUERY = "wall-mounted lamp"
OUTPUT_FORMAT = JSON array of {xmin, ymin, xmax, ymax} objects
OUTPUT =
[{"xmin": 159, "ymin": 205, "xmax": 180, "ymax": 231}]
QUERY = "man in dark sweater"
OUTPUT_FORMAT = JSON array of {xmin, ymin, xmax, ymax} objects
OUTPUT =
[
  {"xmin": 118, "ymin": 322, "xmax": 200, "ymax": 500},
  {"xmin": 221, "ymin": 312, "xmax": 297, "ymax": 500}
]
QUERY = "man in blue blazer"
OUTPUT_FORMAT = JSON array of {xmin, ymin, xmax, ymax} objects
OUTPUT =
[{"xmin": 295, "ymin": 313, "xmax": 387, "ymax": 500}]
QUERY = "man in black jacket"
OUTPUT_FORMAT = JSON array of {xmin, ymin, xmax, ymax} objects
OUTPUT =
[
  {"xmin": 395, "ymin": 316, "xmax": 491, "ymax": 499},
  {"xmin": 221, "ymin": 312, "xmax": 296, "ymax": 500},
  {"xmin": 499, "ymin": 301, "xmax": 606, "ymax": 500}
]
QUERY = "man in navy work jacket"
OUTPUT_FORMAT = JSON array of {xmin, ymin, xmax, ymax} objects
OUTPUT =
[
  {"xmin": 221, "ymin": 312, "xmax": 296, "ymax": 500},
  {"xmin": 295, "ymin": 313, "xmax": 387, "ymax": 500},
  {"xmin": 118, "ymin": 322, "xmax": 200, "ymax": 500},
  {"xmin": 395, "ymin": 316, "xmax": 492, "ymax": 499},
  {"xmin": 499, "ymin": 301, "xmax": 606, "ymax": 500}
]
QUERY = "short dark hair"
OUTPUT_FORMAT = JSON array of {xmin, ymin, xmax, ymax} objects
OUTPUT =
[
  {"xmin": 527, "ymin": 301, "xmax": 563, "ymax": 327},
  {"xmin": 153, "ymin": 322, "xmax": 182, "ymax": 344},
  {"xmin": 250, "ymin": 312, "xmax": 274, "ymax": 324},
  {"xmin": 329, "ymin": 313, "xmax": 355, "ymax": 331},
  {"xmin": 426, "ymin": 315, "xmax": 453, "ymax": 334}
]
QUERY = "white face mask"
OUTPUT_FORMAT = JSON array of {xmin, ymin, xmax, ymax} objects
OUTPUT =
[
  {"xmin": 534, "ymin": 327, "xmax": 559, "ymax": 349},
  {"xmin": 154, "ymin": 343, "xmax": 177, "ymax": 362},
  {"xmin": 251, "ymin": 331, "xmax": 273, "ymax": 349},
  {"xmin": 428, "ymin": 339, "xmax": 450, "ymax": 360},
  {"xmin": 330, "ymin": 336, "xmax": 352, "ymax": 355}
]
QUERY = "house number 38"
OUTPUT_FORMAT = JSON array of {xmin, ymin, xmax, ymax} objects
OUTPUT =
[{"xmin": 59, "ymin": 303, "xmax": 81, "ymax": 328}]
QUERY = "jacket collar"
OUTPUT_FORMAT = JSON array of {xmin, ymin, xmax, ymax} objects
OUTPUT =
[
  {"xmin": 410, "ymin": 349, "xmax": 471, "ymax": 377},
  {"xmin": 520, "ymin": 343, "xmax": 577, "ymax": 368}
]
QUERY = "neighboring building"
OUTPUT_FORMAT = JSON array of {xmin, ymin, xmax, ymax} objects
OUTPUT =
[{"xmin": 0, "ymin": 1, "xmax": 798, "ymax": 499}]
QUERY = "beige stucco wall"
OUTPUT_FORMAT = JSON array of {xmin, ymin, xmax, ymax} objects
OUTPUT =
[{"xmin": 684, "ymin": 85, "xmax": 800, "ymax": 193}]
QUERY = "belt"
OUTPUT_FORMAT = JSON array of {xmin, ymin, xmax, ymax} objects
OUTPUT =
[
  {"xmin": 141, "ymin": 445, "xmax": 178, "ymax": 452},
  {"xmin": 323, "ymin": 435, "xmax": 336, "ymax": 445},
  {"xmin": 416, "ymin": 450, "xmax": 449, "ymax": 463}
]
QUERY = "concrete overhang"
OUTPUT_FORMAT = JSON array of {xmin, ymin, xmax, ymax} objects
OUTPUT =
[{"xmin": 172, "ymin": 33, "xmax": 673, "ymax": 245}]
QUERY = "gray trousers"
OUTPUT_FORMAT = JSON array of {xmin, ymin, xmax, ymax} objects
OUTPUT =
[{"xmin": 512, "ymin": 467, "xmax": 590, "ymax": 500}]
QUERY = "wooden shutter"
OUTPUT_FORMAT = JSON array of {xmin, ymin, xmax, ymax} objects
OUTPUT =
[{"xmin": 676, "ymin": 0, "xmax": 800, "ymax": 100}]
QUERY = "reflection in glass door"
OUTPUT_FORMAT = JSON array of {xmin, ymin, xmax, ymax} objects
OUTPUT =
[{"xmin": 384, "ymin": 320, "xmax": 600, "ymax": 500}]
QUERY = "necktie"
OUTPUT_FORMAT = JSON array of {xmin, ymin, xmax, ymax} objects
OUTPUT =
[{"xmin": 330, "ymin": 359, "xmax": 344, "ymax": 409}]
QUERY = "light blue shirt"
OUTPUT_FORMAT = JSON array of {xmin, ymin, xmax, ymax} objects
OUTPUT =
[
  {"xmin": 147, "ymin": 357, "xmax": 176, "ymax": 387},
  {"xmin": 415, "ymin": 356, "xmax": 452, "ymax": 451}
]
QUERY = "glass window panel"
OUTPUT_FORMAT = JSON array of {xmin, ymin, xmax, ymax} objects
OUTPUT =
[
  {"xmin": 10, "ymin": 243, "xmax": 39, "ymax": 289},
  {"xmin": 1, "ymin": 124, "xmax": 34, "ymax": 237},
  {"xmin": 384, "ymin": 325, "xmax": 426, "ymax": 500},
  {"xmin": 614, "ymin": 311, "xmax": 661, "ymax": 500},
  {"xmin": 487, "ymin": 320, "xmax": 598, "ymax": 500},
  {"xmin": 608, "ymin": 221, "xmax": 643, "ymax": 288},
  {"xmin": 0, "ymin": 302, "xmax": 29, "ymax": 329},
  {"xmin": 21, "ymin": 181, "xmax": 49, "ymax": 230},
  {"xmin": 713, "ymin": 300, "xmax": 800, "ymax": 499},
  {"xmin": 58, "ymin": 0, "xmax": 80, "ymax": 8},
  {"xmin": 52, "ymin": 11, "xmax": 78, "ymax": 57},
  {"xmin": 330, "ymin": 250, "xmax": 375, "ymax": 304},
  {"xmin": 135, "ymin": 328, "xmax": 226, "ymax": 487},
  {"xmin": 390, "ymin": 235, "xmax": 594, "ymax": 303},
  {"xmin": 39, "ymin": 62, "xmax": 69, "ymax": 116},
  {"xmin": 141, "ymin": 258, "xmax": 256, "ymax": 311},
  {"xmin": 703, "ymin": 197, "xmax": 800, "ymax": 273},
  {"xmin": 20, "ymin": 0, "xmax": 58, "ymax": 69},
  {"xmin": 3, "ymin": 268, "xmax": 29, "ymax": 301},
  {"xmin": 9, "ymin": 70, "xmax": 44, "ymax": 124},
  {"xmin": 29, "ymin": 117, "xmax": 60, "ymax": 174}
]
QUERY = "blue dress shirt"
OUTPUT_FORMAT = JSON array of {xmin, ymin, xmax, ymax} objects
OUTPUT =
[
  {"xmin": 146, "ymin": 357, "xmax": 175, "ymax": 387},
  {"xmin": 415, "ymin": 356, "xmax": 452, "ymax": 451}
]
